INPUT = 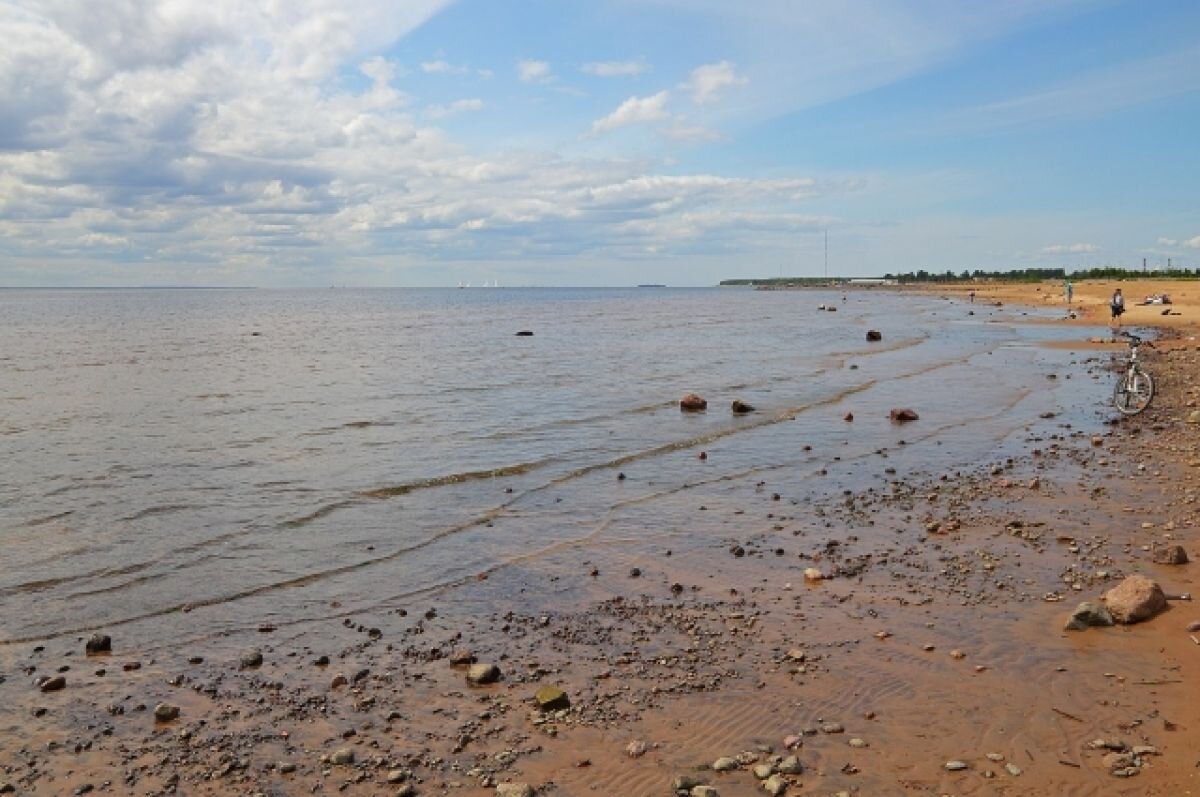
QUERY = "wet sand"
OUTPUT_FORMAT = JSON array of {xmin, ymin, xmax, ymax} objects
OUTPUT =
[{"xmin": 3, "ymin": 287, "xmax": 1200, "ymax": 796}]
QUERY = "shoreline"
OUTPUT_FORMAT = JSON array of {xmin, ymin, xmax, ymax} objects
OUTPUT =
[{"xmin": 2, "ymin": 288, "xmax": 1198, "ymax": 796}]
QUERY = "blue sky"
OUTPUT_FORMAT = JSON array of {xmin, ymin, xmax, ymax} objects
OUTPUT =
[{"xmin": 0, "ymin": 0, "xmax": 1197, "ymax": 286}]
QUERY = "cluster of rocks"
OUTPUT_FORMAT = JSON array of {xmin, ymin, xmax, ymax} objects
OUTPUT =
[
  {"xmin": 1065, "ymin": 572, "xmax": 1178, "ymax": 630},
  {"xmin": 1087, "ymin": 738, "xmax": 1159, "ymax": 778},
  {"xmin": 679, "ymin": 393, "xmax": 757, "ymax": 415}
]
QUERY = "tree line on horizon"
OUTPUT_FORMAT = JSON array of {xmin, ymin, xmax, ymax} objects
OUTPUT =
[
  {"xmin": 720, "ymin": 266, "xmax": 1199, "ymax": 286},
  {"xmin": 885, "ymin": 267, "xmax": 1200, "ymax": 283}
]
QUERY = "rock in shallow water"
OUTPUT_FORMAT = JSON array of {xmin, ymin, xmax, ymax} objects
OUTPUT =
[
  {"xmin": 1064, "ymin": 601, "xmax": 1115, "ymax": 631},
  {"xmin": 1103, "ymin": 574, "xmax": 1166, "ymax": 623},
  {"xmin": 680, "ymin": 393, "xmax": 708, "ymax": 412}
]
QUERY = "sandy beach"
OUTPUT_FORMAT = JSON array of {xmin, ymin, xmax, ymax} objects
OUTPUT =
[{"xmin": 2, "ymin": 283, "xmax": 1198, "ymax": 797}]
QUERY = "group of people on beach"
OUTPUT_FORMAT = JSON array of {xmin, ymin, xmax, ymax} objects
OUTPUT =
[{"xmin": 1063, "ymin": 278, "xmax": 1125, "ymax": 329}]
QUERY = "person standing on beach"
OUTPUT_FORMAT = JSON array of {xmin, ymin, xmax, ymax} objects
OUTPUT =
[
  {"xmin": 968, "ymin": 289, "xmax": 975, "ymax": 303},
  {"xmin": 1065, "ymin": 280, "xmax": 1073, "ymax": 305},
  {"xmin": 1110, "ymin": 288, "xmax": 1125, "ymax": 329}
]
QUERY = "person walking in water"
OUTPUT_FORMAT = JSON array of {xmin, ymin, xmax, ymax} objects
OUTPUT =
[{"xmin": 1110, "ymin": 287, "xmax": 1125, "ymax": 330}]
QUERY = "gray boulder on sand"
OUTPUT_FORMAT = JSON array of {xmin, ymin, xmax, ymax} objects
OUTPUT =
[{"xmin": 1103, "ymin": 574, "xmax": 1167, "ymax": 624}]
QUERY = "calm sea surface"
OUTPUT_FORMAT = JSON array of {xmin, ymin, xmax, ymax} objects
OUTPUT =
[{"xmin": 0, "ymin": 287, "xmax": 1108, "ymax": 646}]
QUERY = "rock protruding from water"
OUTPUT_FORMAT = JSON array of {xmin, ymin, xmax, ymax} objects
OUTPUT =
[
  {"xmin": 680, "ymin": 393, "xmax": 708, "ymax": 412},
  {"xmin": 1153, "ymin": 545, "xmax": 1189, "ymax": 565},
  {"xmin": 1103, "ymin": 574, "xmax": 1167, "ymax": 624},
  {"xmin": 731, "ymin": 399, "xmax": 755, "ymax": 414},
  {"xmin": 515, "ymin": 330, "xmax": 533, "ymax": 337},
  {"xmin": 866, "ymin": 329, "xmax": 882, "ymax": 342},
  {"xmin": 86, "ymin": 633, "xmax": 112, "ymax": 655},
  {"xmin": 467, "ymin": 662, "xmax": 501, "ymax": 684},
  {"xmin": 889, "ymin": 408, "xmax": 919, "ymax": 422},
  {"xmin": 1064, "ymin": 601, "xmax": 1115, "ymax": 631}
]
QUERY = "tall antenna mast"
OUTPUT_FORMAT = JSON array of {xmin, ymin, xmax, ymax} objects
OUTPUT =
[{"xmin": 824, "ymin": 228, "xmax": 828, "ymax": 279}]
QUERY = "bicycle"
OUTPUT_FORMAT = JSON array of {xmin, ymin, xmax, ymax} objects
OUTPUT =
[{"xmin": 1112, "ymin": 332, "xmax": 1155, "ymax": 415}]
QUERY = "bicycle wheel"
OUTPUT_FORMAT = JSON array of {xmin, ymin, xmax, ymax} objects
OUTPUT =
[{"xmin": 1113, "ymin": 368, "xmax": 1154, "ymax": 415}]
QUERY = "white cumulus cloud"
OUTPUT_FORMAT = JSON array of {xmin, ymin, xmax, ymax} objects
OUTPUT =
[
  {"xmin": 682, "ymin": 60, "xmax": 747, "ymax": 105},
  {"xmin": 581, "ymin": 59, "xmax": 647, "ymax": 77},
  {"xmin": 1186, "ymin": 236, "xmax": 1200, "ymax": 249},
  {"xmin": 425, "ymin": 98, "xmax": 484, "ymax": 119},
  {"xmin": 1041, "ymin": 243, "xmax": 1100, "ymax": 254},
  {"xmin": 516, "ymin": 59, "xmax": 552, "ymax": 83},
  {"xmin": 589, "ymin": 91, "xmax": 670, "ymax": 135},
  {"xmin": 1158, "ymin": 237, "xmax": 1178, "ymax": 247}
]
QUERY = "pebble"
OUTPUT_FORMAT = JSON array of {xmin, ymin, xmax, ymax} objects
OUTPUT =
[
  {"xmin": 239, "ymin": 649, "xmax": 263, "ymax": 669},
  {"xmin": 672, "ymin": 776, "xmax": 703, "ymax": 793},
  {"xmin": 712, "ymin": 756, "xmax": 738, "ymax": 772},
  {"xmin": 1005, "ymin": 763, "xmax": 1023, "ymax": 776},
  {"xmin": 944, "ymin": 760, "xmax": 969, "ymax": 771},
  {"xmin": 279, "ymin": 762, "xmax": 296, "ymax": 774},
  {"xmin": 820, "ymin": 722, "xmax": 844, "ymax": 734},
  {"xmin": 534, "ymin": 685, "xmax": 569, "ymax": 710},
  {"xmin": 495, "ymin": 783, "xmax": 533, "ymax": 797},
  {"xmin": 386, "ymin": 769, "xmax": 407, "ymax": 783},
  {"xmin": 467, "ymin": 663, "xmax": 501, "ymax": 685},
  {"xmin": 985, "ymin": 752, "xmax": 1004, "ymax": 762},
  {"xmin": 762, "ymin": 774, "xmax": 787, "ymax": 795},
  {"xmin": 153, "ymin": 703, "xmax": 180, "ymax": 722},
  {"xmin": 777, "ymin": 756, "xmax": 802, "ymax": 774},
  {"xmin": 783, "ymin": 734, "xmax": 802, "ymax": 749},
  {"xmin": 330, "ymin": 748, "xmax": 355, "ymax": 766},
  {"xmin": 85, "ymin": 633, "xmax": 112, "ymax": 655},
  {"xmin": 751, "ymin": 763, "xmax": 774, "ymax": 779},
  {"xmin": 848, "ymin": 738, "xmax": 867, "ymax": 748},
  {"xmin": 626, "ymin": 740, "xmax": 648, "ymax": 758},
  {"xmin": 691, "ymin": 787, "xmax": 719, "ymax": 797},
  {"xmin": 39, "ymin": 675, "xmax": 66, "ymax": 692}
]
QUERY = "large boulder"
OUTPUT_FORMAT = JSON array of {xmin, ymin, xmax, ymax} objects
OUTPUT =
[
  {"xmin": 890, "ymin": 408, "xmax": 919, "ymax": 422},
  {"xmin": 680, "ymin": 393, "xmax": 708, "ymax": 412},
  {"xmin": 1103, "ymin": 574, "xmax": 1167, "ymax": 624}
]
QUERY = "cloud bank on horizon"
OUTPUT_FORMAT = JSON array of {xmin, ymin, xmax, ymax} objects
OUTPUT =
[{"xmin": 0, "ymin": 0, "xmax": 1198, "ymax": 286}]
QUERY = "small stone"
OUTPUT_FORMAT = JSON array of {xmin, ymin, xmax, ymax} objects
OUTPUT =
[
  {"xmin": 889, "ymin": 408, "xmax": 919, "ymax": 422},
  {"xmin": 1153, "ymin": 545, "xmax": 1189, "ymax": 565},
  {"xmin": 496, "ymin": 782, "xmax": 535, "ymax": 797},
  {"xmin": 731, "ymin": 399, "xmax": 756, "ymax": 414},
  {"xmin": 626, "ymin": 740, "xmax": 647, "ymax": 758},
  {"xmin": 1132, "ymin": 745, "xmax": 1159, "ymax": 756},
  {"xmin": 949, "ymin": 649, "xmax": 966, "ymax": 660},
  {"xmin": 330, "ymin": 748, "xmax": 355, "ymax": 766},
  {"xmin": 866, "ymin": 329, "xmax": 882, "ymax": 342},
  {"xmin": 777, "ymin": 756, "xmax": 802, "ymax": 774},
  {"xmin": 672, "ymin": 776, "xmax": 703, "ymax": 793},
  {"xmin": 534, "ymin": 685, "xmax": 569, "ymax": 710},
  {"xmin": 467, "ymin": 663, "xmax": 501, "ymax": 685},
  {"xmin": 944, "ymin": 760, "xmax": 969, "ymax": 771},
  {"xmin": 751, "ymin": 763, "xmax": 774, "ymax": 779},
  {"xmin": 783, "ymin": 734, "xmax": 802, "ymax": 749},
  {"xmin": 239, "ymin": 650, "xmax": 263, "ymax": 669},
  {"xmin": 821, "ymin": 722, "xmax": 844, "ymax": 734},
  {"xmin": 449, "ymin": 648, "xmax": 474, "ymax": 665},
  {"xmin": 153, "ymin": 703, "xmax": 180, "ymax": 722},
  {"xmin": 712, "ymin": 757, "xmax": 738, "ymax": 772},
  {"xmin": 762, "ymin": 774, "xmax": 787, "ymax": 796},
  {"xmin": 985, "ymin": 753, "xmax": 1004, "ymax": 762},
  {"xmin": 848, "ymin": 738, "xmax": 867, "ymax": 748},
  {"xmin": 691, "ymin": 787, "xmax": 719, "ymax": 797},
  {"xmin": 386, "ymin": 769, "xmax": 407, "ymax": 784},
  {"xmin": 330, "ymin": 673, "xmax": 348, "ymax": 689},
  {"xmin": 680, "ymin": 393, "xmax": 708, "ymax": 412},
  {"xmin": 85, "ymin": 634, "xmax": 112, "ymax": 655},
  {"xmin": 39, "ymin": 675, "xmax": 66, "ymax": 692},
  {"xmin": 1005, "ymin": 763, "xmax": 1022, "ymax": 777},
  {"xmin": 279, "ymin": 763, "xmax": 297, "ymax": 774},
  {"xmin": 803, "ymin": 568, "xmax": 823, "ymax": 582}
]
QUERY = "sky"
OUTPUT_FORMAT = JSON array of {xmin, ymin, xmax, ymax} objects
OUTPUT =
[{"xmin": 1, "ymin": 0, "xmax": 1198, "ymax": 287}]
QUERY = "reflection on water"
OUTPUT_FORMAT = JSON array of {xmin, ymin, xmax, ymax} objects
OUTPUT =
[{"xmin": 0, "ymin": 287, "xmax": 1107, "ymax": 643}]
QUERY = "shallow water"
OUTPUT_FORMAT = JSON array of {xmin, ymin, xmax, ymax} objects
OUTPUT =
[{"xmin": 0, "ymin": 287, "xmax": 1109, "ymax": 645}]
